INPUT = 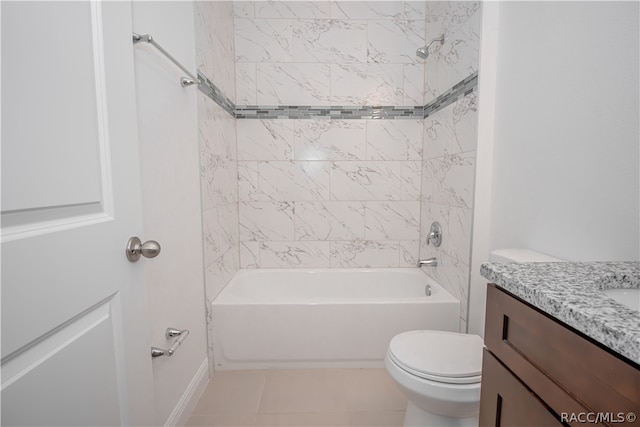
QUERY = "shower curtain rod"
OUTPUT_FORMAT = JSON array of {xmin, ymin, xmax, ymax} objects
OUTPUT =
[{"xmin": 132, "ymin": 33, "xmax": 199, "ymax": 88}]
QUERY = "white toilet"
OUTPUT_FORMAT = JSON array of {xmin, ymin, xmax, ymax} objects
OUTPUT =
[
  {"xmin": 385, "ymin": 330, "xmax": 484, "ymax": 426},
  {"xmin": 386, "ymin": 249, "xmax": 563, "ymax": 426}
]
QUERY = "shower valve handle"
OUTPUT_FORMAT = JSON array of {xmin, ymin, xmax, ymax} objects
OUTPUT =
[{"xmin": 426, "ymin": 222, "xmax": 442, "ymax": 247}]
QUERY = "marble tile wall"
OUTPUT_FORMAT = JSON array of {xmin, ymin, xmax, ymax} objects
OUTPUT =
[
  {"xmin": 197, "ymin": 1, "xmax": 236, "ymax": 104},
  {"xmin": 419, "ymin": 1, "xmax": 481, "ymax": 331},
  {"xmin": 420, "ymin": 91, "xmax": 477, "ymax": 331},
  {"xmin": 423, "ymin": 1, "xmax": 481, "ymax": 103},
  {"xmin": 195, "ymin": 2, "xmax": 239, "ymax": 371},
  {"xmin": 237, "ymin": 118, "xmax": 423, "ymax": 268},
  {"xmin": 234, "ymin": 1, "xmax": 429, "ymax": 268},
  {"xmin": 234, "ymin": 1, "xmax": 426, "ymax": 106}
]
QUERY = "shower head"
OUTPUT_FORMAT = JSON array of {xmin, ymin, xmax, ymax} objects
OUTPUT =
[{"xmin": 416, "ymin": 35, "xmax": 445, "ymax": 60}]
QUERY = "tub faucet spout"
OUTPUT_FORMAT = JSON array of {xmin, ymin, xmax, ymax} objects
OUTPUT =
[{"xmin": 418, "ymin": 257, "xmax": 438, "ymax": 267}]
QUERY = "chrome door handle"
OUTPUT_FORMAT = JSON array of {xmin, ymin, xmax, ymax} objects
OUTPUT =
[{"xmin": 126, "ymin": 236, "xmax": 161, "ymax": 262}]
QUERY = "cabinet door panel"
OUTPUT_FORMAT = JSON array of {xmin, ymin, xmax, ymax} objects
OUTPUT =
[
  {"xmin": 484, "ymin": 284, "xmax": 640, "ymax": 416},
  {"xmin": 479, "ymin": 350, "xmax": 562, "ymax": 427}
]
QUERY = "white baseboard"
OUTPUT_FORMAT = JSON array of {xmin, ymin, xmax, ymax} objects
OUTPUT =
[{"xmin": 164, "ymin": 359, "xmax": 210, "ymax": 427}]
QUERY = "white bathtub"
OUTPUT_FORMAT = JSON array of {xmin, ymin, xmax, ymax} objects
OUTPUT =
[{"xmin": 211, "ymin": 268, "xmax": 460, "ymax": 370}]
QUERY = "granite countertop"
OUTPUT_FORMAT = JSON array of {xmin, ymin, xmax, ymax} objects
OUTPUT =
[{"xmin": 480, "ymin": 261, "xmax": 640, "ymax": 365}]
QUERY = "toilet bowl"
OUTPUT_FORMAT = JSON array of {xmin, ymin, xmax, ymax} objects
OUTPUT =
[
  {"xmin": 386, "ymin": 249, "xmax": 562, "ymax": 426},
  {"xmin": 384, "ymin": 330, "xmax": 484, "ymax": 427}
]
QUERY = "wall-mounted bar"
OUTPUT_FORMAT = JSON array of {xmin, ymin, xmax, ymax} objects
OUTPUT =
[
  {"xmin": 132, "ymin": 33, "xmax": 199, "ymax": 87},
  {"xmin": 151, "ymin": 328, "xmax": 190, "ymax": 358}
]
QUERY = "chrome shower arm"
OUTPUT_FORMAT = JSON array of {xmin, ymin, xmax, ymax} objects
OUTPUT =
[
  {"xmin": 416, "ymin": 35, "xmax": 445, "ymax": 60},
  {"xmin": 426, "ymin": 35, "xmax": 445, "ymax": 51}
]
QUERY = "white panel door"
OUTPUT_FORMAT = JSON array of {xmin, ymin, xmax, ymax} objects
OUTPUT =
[{"xmin": 1, "ymin": 2, "xmax": 155, "ymax": 425}]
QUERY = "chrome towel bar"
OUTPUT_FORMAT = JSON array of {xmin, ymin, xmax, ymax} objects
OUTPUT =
[
  {"xmin": 132, "ymin": 33, "xmax": 199, "ymax": 87},
  {"xmin": 151, "ymin": 328, "xmax": 190, "ymax": 358}
]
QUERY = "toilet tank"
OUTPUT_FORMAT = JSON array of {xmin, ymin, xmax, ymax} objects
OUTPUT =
[{"xmin": 489, "ymin": 248, "xmax": 563, "ymax": 263}]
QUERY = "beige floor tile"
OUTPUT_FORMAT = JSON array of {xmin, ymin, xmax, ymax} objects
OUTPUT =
[
  {"xmin": 344, "ymin": 369, "xmax": 407, "ymax": 412},
  {"xmin": 186, "ymin": 414, "xmax": 256, "ymax": 427},
  {"xmin": 255, "ymin": 412, "xmax": 351, "ymax": 427},
  {"xmin": 259, "ymin": 369, "xmax": 348, "ymax": 413},
  {"xmin": 349, "ymin": 411, "xmax": 405, "ymax": 427},
  {"xmin": 192, "ymin": 370, "xmax": 268, "ymax": 415}
]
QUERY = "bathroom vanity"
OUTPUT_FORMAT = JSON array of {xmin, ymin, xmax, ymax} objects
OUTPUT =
[{"xmin": 479, "ymin": 262, "xmax": 640, "ymax": 426}]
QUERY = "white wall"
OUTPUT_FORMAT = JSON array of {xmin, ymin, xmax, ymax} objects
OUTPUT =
[
  {"xmin": 469, "ymin": 1, "xmax": 640, "ymax": 335},
  {"xmin": 131, "ymin": 2, "xmax": 209, "ymax": 425},
  {"xmin": 490, "ymin": 1, "xmax": 639, "ymax": 262}
]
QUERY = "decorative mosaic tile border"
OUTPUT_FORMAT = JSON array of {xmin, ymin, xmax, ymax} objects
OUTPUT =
[
  {"xmin": 198, "ymin": 71, "xmax": 478, "ymax": 120},
  {"xmin": 235, "ymin": 105, "xmax": 425, "ymax": 120},
  {"xmin": 197, "ymin": 72, "xmax": 235, "ymax": 117},
  {"xmin": 424, "ymin": 72, "xmax": 478, "ymax": 118}
]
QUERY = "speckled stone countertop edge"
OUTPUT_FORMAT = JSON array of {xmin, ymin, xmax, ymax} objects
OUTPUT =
[{"xmin": 480, "ymin": 261, "xmax": 640, "ymax": 366}]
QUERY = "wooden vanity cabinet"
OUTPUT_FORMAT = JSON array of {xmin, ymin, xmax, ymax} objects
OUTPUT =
[{"xmin": 479, "ymin": 284, "xmax": 640, "ymax": 427}]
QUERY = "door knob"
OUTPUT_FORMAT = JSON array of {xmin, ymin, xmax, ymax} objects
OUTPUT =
[{"xmin": 126, "ymin": 236, "xmax": 161, "ymax": 262}]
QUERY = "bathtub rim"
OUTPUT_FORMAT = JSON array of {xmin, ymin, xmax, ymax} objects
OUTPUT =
[{"xmin": 212, "ymin": 267, "xmax": 459, "ymax": 305}]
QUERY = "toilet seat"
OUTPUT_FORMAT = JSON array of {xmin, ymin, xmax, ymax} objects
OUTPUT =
[{"xmin": 388, "ymin": 331, "xmax": 484, "ymax": 385}]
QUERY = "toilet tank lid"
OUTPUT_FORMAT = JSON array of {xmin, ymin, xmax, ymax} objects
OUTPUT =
[
  {"xmin": 388, "ymin": 331, "xmax": 484, "ymax": 379},
  {"xmin": 489, "ymin": 248, "xmax": 563, "ymax": 263}
]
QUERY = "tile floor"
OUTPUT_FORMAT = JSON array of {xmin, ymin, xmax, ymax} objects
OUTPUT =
[{"xmin": 187, "ymin": 368, "xmax": 407, "ymax": 427}]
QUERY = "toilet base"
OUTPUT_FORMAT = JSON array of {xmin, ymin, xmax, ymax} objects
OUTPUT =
[{"xmin": 403, "ymin": 401, "xmax": 479, "ymax": 427}]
